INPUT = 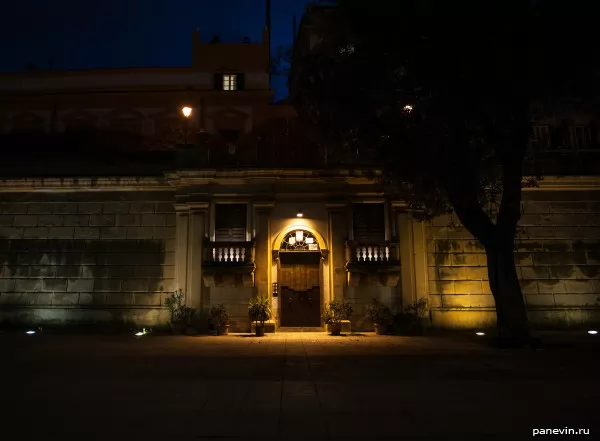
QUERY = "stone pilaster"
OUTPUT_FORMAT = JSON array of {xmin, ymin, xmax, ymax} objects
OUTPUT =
[
  {"xmin": 396, "ymin": 207, "xmax": 430, "ymax": 315},
  {"xmin": 412, "ymin": 220, "xmax": 430, "ymax": 307},
  {"xmin": 186, "ymin": 204, "xmax": 208, "ymax": 311},
  {"xmin": 253, "ymin": 203, "xmax": 274, "ymax": 324},
  {"xmin": 253, "ymin": 203, "xmax": 273, "ymax": 297},
  {"xmin": 396, "ymin": 209, "xmax": 416, "ymax": 310},
  {"xmin": 174, "ymin": 204, "xmax": 189, "ymax": 295},
  {"xmin": 327, "ymin": 204, "xmax": 348, "ymax": 301}
]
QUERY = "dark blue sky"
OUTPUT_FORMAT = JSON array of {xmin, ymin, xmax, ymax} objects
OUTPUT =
[{"xmin": 1, "ymin": 0, "xmax": 312, "ymax": 99}]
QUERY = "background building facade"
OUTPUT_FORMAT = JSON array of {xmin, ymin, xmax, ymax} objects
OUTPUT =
[{"xmin": 1, "ymin": 10, "xmax": 599, "ymax": 331}]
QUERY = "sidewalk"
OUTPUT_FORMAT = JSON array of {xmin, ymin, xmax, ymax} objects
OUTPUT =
[{"xmin": 1, "ymin": 331, "xmax": 598, "ymax": 440}]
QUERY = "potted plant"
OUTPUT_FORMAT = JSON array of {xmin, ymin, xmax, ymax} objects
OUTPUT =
[
  {"xmin": 164, "ymin": 289, "xmax": 196, "ymax": 334},
  {"xmin": 210, "ymin": 304, "xmax": 231, "ymax": 335},
  {"xmin": 394, "ymin": 297, "xmax": 429, "ymax": 335},
  {"xmin": 181, "ymin": 306, "xmax": 197, "ymax": 334},
  {"xmin": 365, "ymin": 298, "xmax": 392, "ymax": 335},
  {"xmin": 164, "ymin": 289, "xmax": 185, "ymax": 333},
  {"xmin": 321, "ymin": 299, "xmax": 353, "ymax": 335},
  {"xmin": 248, "ymin": 295, "xmax": 271, "ymax": 337}
]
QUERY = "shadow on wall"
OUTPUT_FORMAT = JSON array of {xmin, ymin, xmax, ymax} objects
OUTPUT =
[{"xmin": 0, "ymin": 239, "xmax": 169, "ymax": 316}]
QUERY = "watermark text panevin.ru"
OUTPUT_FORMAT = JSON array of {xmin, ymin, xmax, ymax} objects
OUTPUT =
[{"xmin": 533, "ymin": 428, "xmax": 590, "ymax": 436}]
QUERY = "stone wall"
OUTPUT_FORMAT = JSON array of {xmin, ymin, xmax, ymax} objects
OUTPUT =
[
  {"xmin": 0, "ymin": 191, "xmax": 176, "ymax": 327},
  {"xmin": 427, "ymin": 190, "xmax": 600, "ymax": 329},
  {"xmin": 208, "ymin": 285, "xmax": 254, "ymax": 332},
  {"xmin": 346, "ymin": 282, "xmax": 400, "ymax": 331}
]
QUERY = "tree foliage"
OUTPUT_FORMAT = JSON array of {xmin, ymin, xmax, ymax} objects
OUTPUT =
[{"xmin": 291, "ymin": 0, "xmax": 598, "ymax": 343}]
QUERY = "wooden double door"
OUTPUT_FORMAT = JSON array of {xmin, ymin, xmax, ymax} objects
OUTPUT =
[{"xmin": 278, "ymin": 252, "xmax": 321, "ymax": 327}]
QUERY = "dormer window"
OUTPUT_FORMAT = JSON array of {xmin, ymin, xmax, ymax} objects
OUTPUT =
[
  {"xmin": 214, "ymin": 73, "xmax": 245, "ymax": 91},
  {"xmin": 223, "ymin": 74, "xmax": 237, "ymax": 91}
]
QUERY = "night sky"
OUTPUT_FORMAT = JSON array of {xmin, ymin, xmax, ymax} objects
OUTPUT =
[{"xmin": 1, "ymin": 0, "xmax": 311, "ymax": 99}]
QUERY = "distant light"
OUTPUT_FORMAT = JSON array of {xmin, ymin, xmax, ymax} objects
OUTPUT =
[
  {"xmin": 135, "ymin": 332, "xmax": 144, "ymax": 336},
  {"xmin": 588, "ymin": 330, "xmax": 598, "ymax": 335},
  {"xmin": 403, "ymin": 104, "xmax": 413, "ymax": 113},
  {"xmin": 181, "ymin": 107, "xmax": 192, "ymax": 118},
  {"xmin": 26, "ymin": 330, "xmax": 36, "ymax": 335},
  {"xmin": 475, "ymin": 332, "xmax": 485, "ymax": 336},
  {"xmin": 296, "ymin": 212, "xmax": 303, "ymax": 218}
]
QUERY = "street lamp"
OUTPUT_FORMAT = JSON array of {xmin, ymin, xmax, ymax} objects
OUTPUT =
[{"xmin": 181, "ymin": 106, "xmax": 192, "ymax": 147}]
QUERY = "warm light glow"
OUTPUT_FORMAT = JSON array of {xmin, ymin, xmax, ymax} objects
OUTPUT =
[
  {"xmin": 288, "ymin": 237, "xmax": 296, "ymax": 245},
  {"xmin": 134, "ymin": 328, "xmax": 149, "ymax": 337},
  {"xmin": 589, "ymin": 330, "xmax": 598, "ymax": 335},
  {"xmin": 296, "ymin": 212, "xmax": 303, "ymax": 218},
  {"xmin": 296, "ymin": 231, "xmax": 304, "ymax": 242},
  {"xmin": 181, "ymin": 107, "xmax": 192, "ymax": 118},
  {"xmin": 403, "ymin": 104, "xmax": 413, "ymax": 113},
  {"xmin": 306, "ymin": 237, "xmax": 314, "ymax": 244},
  {"xmin": 475, "ymin": 332, "xmax": 485, "ymax": 336},
  {"xmin": 26, "ymin": 330, "xmax": 36, "ymax": 335}
]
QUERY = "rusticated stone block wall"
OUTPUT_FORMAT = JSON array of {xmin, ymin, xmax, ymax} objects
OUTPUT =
[
  {"xmin": 208, "ymin": 286, "xmax": 255, "ymax": 332},
  {"xmin": 427, "ymin": 190, "xmax": 600, "ymax": 328},
  {"xmin": 0, "ymin": 191, "xmax": 176, "ymax": 326}
]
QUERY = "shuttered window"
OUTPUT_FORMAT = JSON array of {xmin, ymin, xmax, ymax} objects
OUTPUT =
[
  {"xmin": 215, "ymin": 204, "xmax": 247, "ymax": 241},
  {"xmin": 353, "ymin": 203, "xmax": 385, "ymax": 243}
]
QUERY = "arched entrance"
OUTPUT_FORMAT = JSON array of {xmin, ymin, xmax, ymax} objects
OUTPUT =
[{"xmin": 275, "ymin": 228, "xmax": 325, "ymax": 327}]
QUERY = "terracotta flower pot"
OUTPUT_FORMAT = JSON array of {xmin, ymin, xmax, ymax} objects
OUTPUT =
[
  {"xmin": 329, "ymin": 322, "xmax": 342, "ymax": 336},
  {"xmin": 374, "ymin": 323, "xmax": 387, "ymax": 335},
  {"xmin": 217, "ymin": 325, "xmax": 230, "ymax": 336},
  {"xmin": 255, "ymin": 325, "xmax": 265, "ymax": 337}
]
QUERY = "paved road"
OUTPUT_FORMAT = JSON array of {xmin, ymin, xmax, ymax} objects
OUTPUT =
[{"xmin": 1, "ymin": 331, "xmax": 598, "ymax": 441}]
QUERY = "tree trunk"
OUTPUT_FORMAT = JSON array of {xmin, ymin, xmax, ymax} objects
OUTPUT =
[
  {"xmin": 484, "ymin": 233, "xmax": 530, "ymax": 343},
  {"xmin": 447, "ymin": 165, "xmax": 531, "ymax": 345}
]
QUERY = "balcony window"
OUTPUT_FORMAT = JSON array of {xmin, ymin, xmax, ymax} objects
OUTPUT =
[
  {"xmin": 214, "ymin": 204, "xmax": 247, "ymax": 242},
  {"xmin": 353, "ymin": 203, "xmax": 385, "ymax": 243},
  {"xmin": 569, "ymin": 126, "xmax": 591, "ymax": 149},
  {"xmin": 532, "ymin": 125, "xmax": 550, "ymax": 150}
]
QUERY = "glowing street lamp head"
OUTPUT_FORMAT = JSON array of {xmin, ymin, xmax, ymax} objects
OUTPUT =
[
  {"xmin": 588, "ymin": 330, "xmax": 598, "ymax": 335},
  {"xmin": 403, "ymin": 104, "xmax": 413, "ymax": 113},
  {"xmin": 181, "ymin": 107, "xmax": 192, "ymax": 118},
  {"xmin": 296, "ymin": 212, "xmax": 303, "ymax": 218},
  {"xmin": 475, "ymin": 332, "xmax": 485, "ymax": 336}
]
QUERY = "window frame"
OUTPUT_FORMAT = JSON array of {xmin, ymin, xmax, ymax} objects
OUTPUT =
[
  {"xmin": 211, "ymin": 202, "xmax": 250, "ymax": 242},
  {"xmin": 223, "ymin": 74, "xmax": 238, "ymax": 91}
]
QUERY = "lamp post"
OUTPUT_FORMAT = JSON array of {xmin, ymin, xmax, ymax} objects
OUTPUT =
[{"xmin": 181, "ymin": 106, "xmax": 192, "ymax": 147}]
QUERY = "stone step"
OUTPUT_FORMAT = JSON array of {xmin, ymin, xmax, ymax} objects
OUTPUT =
[{"xmin": 278, "ymin": 327, "xmax": 325, "ymax": 332}]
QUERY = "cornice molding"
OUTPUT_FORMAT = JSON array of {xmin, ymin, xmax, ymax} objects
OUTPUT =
[
  {"xmin": 0, "ymin": 177, "xmax": 171, "ymax": 192},
  {"xmin": 164, "ymin": 168, "xmax": 381, "ymax": 186},
  {"xmin": 526, "ymin": 176, "xmax": 600, "ymax": 191}
]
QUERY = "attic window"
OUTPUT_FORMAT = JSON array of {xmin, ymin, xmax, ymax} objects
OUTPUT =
[{"xmin": 223, "ymin": 74, "xmax": 237, "ymax": 91}]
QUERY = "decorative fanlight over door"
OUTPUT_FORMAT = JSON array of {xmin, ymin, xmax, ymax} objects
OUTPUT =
[{"xmin": 280, "ymin": 229, "xmax": 320, "ymax": 251}]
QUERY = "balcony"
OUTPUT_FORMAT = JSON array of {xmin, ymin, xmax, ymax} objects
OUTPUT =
[
  {"xmin": 344, "ymin": 241, "xmax": 401, "ymax": 287},
  {"xmin": 202, "ymin": 241, "xmax": 255, "ymax": 288}
]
